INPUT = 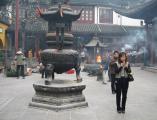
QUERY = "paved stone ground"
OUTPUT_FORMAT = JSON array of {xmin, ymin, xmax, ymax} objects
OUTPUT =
[{"xmin": 0, "ymin": 67, "xmax": 157, "ymax": 120}]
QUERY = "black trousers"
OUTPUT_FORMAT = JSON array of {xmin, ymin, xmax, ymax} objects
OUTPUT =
[
  {"xmin": 16, "ymin": 65, "xmax": 25, "ymax": 77},
  {"xmin": 111, "ymin": 74, "xmax": 116, "ymax": 92},
  {"xmin": 108, "ymin": 70, "xmax": 111, "ymax": 81},
  {"xmin": 116, "ymin": 77, "xmax": 129, "ymax": 110}
]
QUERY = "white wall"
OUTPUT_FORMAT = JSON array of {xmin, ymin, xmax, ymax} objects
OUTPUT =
[
  {"xmin": 94, "ymin": 7, "xmax": 144, "ymax": 26},
  {"xmin": 113, "ymin": 11, "xmax": 144, "ymax": 26},
  {"xmin": 94, "ymin": 6, "xmax": 98, "ymax": 24}
]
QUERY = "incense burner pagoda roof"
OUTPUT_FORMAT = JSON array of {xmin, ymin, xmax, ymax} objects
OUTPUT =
[
  {"xmin": 40, "ymin": 4, "xmax": 82, "ymax": 22},
  {"xmin": 85, "ymin": 36, "xmax": 106, "ymax": 47}
]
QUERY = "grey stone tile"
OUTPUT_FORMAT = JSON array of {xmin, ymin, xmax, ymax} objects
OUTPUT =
[
  {"xmin": 0, "ymin": 68, "xmax": 157, "ymax": 120},
  {"xmin": 70, "ymin": 110, "xmax": 97, "ymax": 120},
  {"xmin": 0, "ymin": 112, "xmax": 24, "ymax": 120},
  {"xmin": 19, "ymin": 108, "xmax": 48, "ymax": 120},
  {"xmin": 47, "ymin": 111, "xmax": 71, "ymax": 120}
]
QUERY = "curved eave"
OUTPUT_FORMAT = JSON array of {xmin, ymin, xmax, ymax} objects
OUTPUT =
[
  {"xmin": 70, "ymin": 3, "xmax": 106, "ymax": 6},
  {"xmin": 0, "ymin": 19, "xmax": 10, "ymax": 26},
  {"xmin": 111, "ymin": 0, "xmax": 157, "ymax": 20},
  {"xmin": 85, "ymin": 44, "xmax": 107, "ymax": 48},
  {"xmin": 40, "ymin": 11, "xmax": 59, "ymax": 21}
]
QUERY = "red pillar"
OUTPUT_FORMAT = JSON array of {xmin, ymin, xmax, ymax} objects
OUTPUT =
[
  {"xmin": 35, "ymin": 34, "xmax": 40, "ymax": 61},
  {"xmin": 15, "ymin": 0, "xmax": 19, "ymax": 52},
  {"xmin": 22, "ymin": 32, "xmax": 25, "ymax": 51}
]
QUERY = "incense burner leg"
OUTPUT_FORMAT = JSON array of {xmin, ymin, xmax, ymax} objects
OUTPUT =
[{"xmin": 45, "ymin": 64, "xmax": 55, "ymax": 85}]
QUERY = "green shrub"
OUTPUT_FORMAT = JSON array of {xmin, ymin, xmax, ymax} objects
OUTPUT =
[{"xmin": 6, "ymin": 69, "xmax": 17, "ymax": 77}]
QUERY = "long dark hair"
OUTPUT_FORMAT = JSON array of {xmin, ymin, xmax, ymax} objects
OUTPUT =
[{"xmin": 118, "ymin": 52, "xmax": 128, "ymax": 63}]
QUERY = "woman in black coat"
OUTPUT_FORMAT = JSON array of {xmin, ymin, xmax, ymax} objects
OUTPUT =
[{"xmin": 114, "ymin": 52, "xmax": 131, "ymax": 113}]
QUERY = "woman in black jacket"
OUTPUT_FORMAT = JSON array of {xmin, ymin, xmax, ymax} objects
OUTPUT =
[{"xmin": 114, "ymin": 52, "xmax": 131, "ymax": 113}]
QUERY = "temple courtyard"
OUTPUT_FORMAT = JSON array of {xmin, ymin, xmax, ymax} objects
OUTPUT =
[{"xmin": 0, "ymin": 67, "xmax": 157, "ymax": 120}]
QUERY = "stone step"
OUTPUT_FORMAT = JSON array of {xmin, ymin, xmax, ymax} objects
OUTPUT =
[
  {"xmin": 29, "ymin": 101, "xmax": 88, "ymax": 112},
  {"xmin": 30, "ymin": 79, "xmax": 88, "ymax": 111},
  {"xmin": 32, "ymin": 95, "xmax": 86, "ymax": 106}
]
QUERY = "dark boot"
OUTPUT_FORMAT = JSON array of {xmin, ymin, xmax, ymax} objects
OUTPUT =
[{"xmin": 117, "ymin": 107, "xmax": 122, "ymax": 113}]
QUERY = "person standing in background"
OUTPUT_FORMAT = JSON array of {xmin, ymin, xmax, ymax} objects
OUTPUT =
[
  {"xmin": 101, "ymin": 55, "xmax": 108, "ymax": 84},
  {"xmin": 107, "ymin": 53, "xmax": 111, "ymax": 82},
  {"xmin": 102, "ymin": 55, "xmax": 110, "ymax": 84},
  {"xmin": 109, "ymin": 51, "xmax": 119, "ymax": 94},
  {"xmin": 15, "ymin": 48, "xmax": 25, "ymax": 79}
]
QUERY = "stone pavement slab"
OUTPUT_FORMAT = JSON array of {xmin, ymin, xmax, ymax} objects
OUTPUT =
[{"xmin": 0, "ymin": 67, "xmax": 157, "ymax": 120}]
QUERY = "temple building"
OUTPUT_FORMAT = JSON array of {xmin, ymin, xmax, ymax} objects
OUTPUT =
[
  {"xmin": 110, "ymin": 0, "xmax": 157, "ymax": 65},
  {"xmin": 8, "ymin": 0, "xmax": 157, "ymax": 65},
  {"xmin": 70, "ymin": 0, "xmax": 145, "ymax": 54},
  {"xmin": 9, "ymin": 0, "xmax": 145, "ymax": 50}
]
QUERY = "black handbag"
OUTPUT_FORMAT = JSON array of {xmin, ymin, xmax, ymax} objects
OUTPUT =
[{"xmin": 127, "ymin": 73, "xmax": 134, "ymax": 82}]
